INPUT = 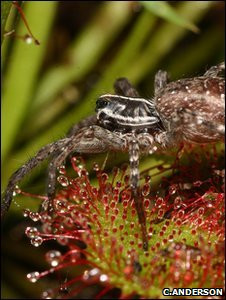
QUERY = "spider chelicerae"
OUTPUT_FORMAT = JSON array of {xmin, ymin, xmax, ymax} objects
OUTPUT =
[{"xmin": 2, "ymin": 62, "xmax": 225, "ymax": 250}]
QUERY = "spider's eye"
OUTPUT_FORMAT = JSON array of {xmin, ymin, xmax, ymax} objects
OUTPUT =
[{"xmin": 95, "ymin": 98, "xmax": 109, "ymax": 110}]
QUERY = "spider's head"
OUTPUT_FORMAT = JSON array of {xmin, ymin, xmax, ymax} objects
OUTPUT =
[
  {"xmin": 95, "ymin": 94, "xmax": 163, "ymax": 133},
  {"xmin": 95, "ymin": 94, "xmax": 127, "ymax": 131},
  {"xmin": 95, "ymin": 97, "xmax": 110, "ymax": 111}
]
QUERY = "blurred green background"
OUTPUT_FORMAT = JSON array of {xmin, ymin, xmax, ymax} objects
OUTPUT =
[{"xmin": 1, "ymin": 1, "xmax": 224, "ymax": 298}]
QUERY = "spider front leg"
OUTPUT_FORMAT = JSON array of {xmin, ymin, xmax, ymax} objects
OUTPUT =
[
  {"xmin": 44, "ymin": 125, "xmax": 126, "ymax": 211},
  {"xmin": 128, "ymin": 135, "xmax": 148, "ymax": 251},
  {"xmin": 1, "ymin": 138, "xmax": 70, "ymax": 218},
  {"xmin": 66, "ymin": 114, "xmax": 97, "ymax": 137},
  {"xmin": 44, "ymin": 150, "xmax": 71, "ymax": 212}
]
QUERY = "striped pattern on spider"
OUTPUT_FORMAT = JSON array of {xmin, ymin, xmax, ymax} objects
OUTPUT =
[{"xmin": 2, "ymin": 62, "xmax": 225, "ymax": 250}]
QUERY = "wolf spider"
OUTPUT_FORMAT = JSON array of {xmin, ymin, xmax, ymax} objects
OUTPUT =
[{"xmin": 2, "ymin": 62, "xmax": 225, "ymax": 250}]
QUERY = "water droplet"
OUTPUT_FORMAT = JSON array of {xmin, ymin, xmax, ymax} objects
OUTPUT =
[
  {"xmin": 57, "ymin": 175, "xmax": 69, "ymax": 187},
  {"xmin": 198, "ymin": 207, "xmax": 205, "ymax": 216},
  {"xmin": 176, "ymin": 218, "xmax": 182, "ymax": 226},
  {"xmin": 157, "ymin": 209, "xmax": 164, "ymax": 219},
  {"xmin": 23, "ymin": 209, "xmax": 30, "ymax": 217},
  {"xmin": 177, "ymin": 209, "xmax": 185, "ymax": 218},
  {"xmin": 58, "ymin": 165, "xmax": 66, "ymax": 175},
  {"xmin": 27, "ymin": 271, "xmax": 40, "ymax": 283},
  {"xmin": 93, "ymin": 163, "xmax": 100, "ymax": 172},
  {"xmin": 13, "ymin": 185, "xmax": 21, "ymax": 196},
  {"xmin": 100, "ymin": 274, "xmax": 108, "ymax": 282},
  {"xmin": 45, "ymin": 250, "xmax": 62, "ymax": 267},
  {"xmin": 82, "ymin": 268, "xmax": 100, "ymax": 282},
  {"xmin": 31, "ymin": 236, "xmax": 43, "ymax": 247},
  {"xmin": 29, "ymin": 212, "xmax": 40, "ymax": 222},
  {"xmin": 174, "ymin": 196, "xmax": 182, "ymax": 209},
  {"xmin": 142, "ymin": 184, "xmax": 150, "ymax": 196},
  {"xmin": 25, "ymin": 227, "xmax": 39, "ymax": 238},
  {"xmin": 25, "ymin": 35, "xmax": 33, "ymax": 44},
  {"xmin": 55, "ymin": 199, "xmax": 68, "ymax": 213},
  {"xmin": 156, "ymin": 197, "xmax": 164, "ymax": 208},
  {"xmin": 169, "ymin": 184, "xmax": 177, "ymax": 195},
  {"xmin": 41, "ymin": 289, "xmax": 54, "ymax": 299}
]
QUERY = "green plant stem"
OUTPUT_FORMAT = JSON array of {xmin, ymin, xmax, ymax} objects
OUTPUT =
[
  {"xmin": 2, "ymin": 2, "xmax": 57, "ymax": 161},
  {"xmin": 1, "ymin": 1, "xmax": 12, "ymax": 44}
]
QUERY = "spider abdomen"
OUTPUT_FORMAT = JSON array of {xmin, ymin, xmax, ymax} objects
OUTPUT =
[{"xmin": 155, "ymin": 77, "xmax": 225, "ymax": 143}]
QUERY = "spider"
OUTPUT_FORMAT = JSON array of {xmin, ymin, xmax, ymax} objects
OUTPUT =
[{"xmin": 2, "ymin": 62, "xmax": 225, "ymax": 250}]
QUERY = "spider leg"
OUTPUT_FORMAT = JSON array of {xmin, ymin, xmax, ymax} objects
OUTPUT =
[
  {"xmin": 154, "ymin": 70, "xmax": 169, "ymax": 95},
  {"xmin": 66, "ymin": 114, "xmax": 97, "ymax": 137},
  {"xmin": 114, "ymin": 78, "xmax": 140, "ymax": 97},
  {"xmin": 129, "ymin": 135, "xmax": 148, "ymax": 251},
  {"xmin": 1, "ymin": 138, "xmax": 70, "ymax": 218},
  {"xmin": 45, "ymin": 149, "xmax": 72, "ymax": 212},
  {"xmin": 45, "ymin": 125, "xmax": 126, "ymax": 210},
  {"xmin": 204, "ymin": 62, "xmax": 225, "ymax": 77}
]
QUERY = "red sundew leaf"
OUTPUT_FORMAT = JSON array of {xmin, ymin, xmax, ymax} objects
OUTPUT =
[{"xmin": 21, "ymin": 144, "xmax": 224, "ymax": 298}]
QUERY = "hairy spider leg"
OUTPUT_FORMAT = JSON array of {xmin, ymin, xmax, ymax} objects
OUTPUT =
[
  {"xmin": 1, "ymin": 139, "xmax": 70, "ymax": 218},
  {"xmin": 129, "ymin": 136, "xmax": 148, "ymax": 251},
  {"xmin": 114, "ymin": 78, "xmax": 149, "ymax": 250},
  {"xmin": 203, "ymin": 62, "xmax": 225, "ymax": 77},
  {"xmin": 154, "ymin": 70, "xmax": 169, "ymax": 95},
  {"xmin": 46, "ymin": 126, "xmax": 126, "ymax": 209},
  {"xmin": 66, "ymin": 114, "xmax": 97, "ymax": 137},
  {"xmin": 114, "ymin": 77, "xmax": 140, "ymax": 97}
]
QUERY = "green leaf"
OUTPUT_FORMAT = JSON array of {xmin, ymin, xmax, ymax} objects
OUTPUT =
[
  {"xmin": 1, "ymin": 1, "xmax": 12, "ymax": 44},
  {"xmin": 141, "ymin": 1, "xmax": 199, "ymax": 33},
  {"xmin": 1, "ymin": 1, "xmax": 57, "ymax": 161}
]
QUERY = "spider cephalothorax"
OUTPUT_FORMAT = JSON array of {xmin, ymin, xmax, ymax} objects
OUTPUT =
[{"xmin": 2, "ymin": 62, "xmax": 225, "ymax": 250}]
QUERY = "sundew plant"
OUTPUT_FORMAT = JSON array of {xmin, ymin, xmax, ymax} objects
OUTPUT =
[{"xmin": 1, "ymin": 1, "xmax": 224, "ymax": 299}]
